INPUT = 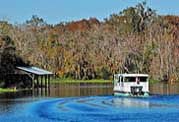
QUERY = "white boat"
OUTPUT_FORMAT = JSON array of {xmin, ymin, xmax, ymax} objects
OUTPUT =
[{"xmin": 113, "ymin": 74, "xmax": 149, "ymax": 97}]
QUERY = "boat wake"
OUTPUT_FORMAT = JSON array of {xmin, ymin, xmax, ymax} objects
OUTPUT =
[{"xmin": 1, "ymin": 95, "xmax": 179, "ymax": 122}]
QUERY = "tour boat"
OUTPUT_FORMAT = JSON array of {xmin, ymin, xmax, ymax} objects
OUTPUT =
[{"xmin": 113, "ymin": 74, "xmax": 149, "ymax": 97}]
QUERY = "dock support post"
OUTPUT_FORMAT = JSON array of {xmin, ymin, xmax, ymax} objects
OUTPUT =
[
  {"xmin": 32, "ymin": 74, "xmax": 35, "ymax": 89},
  {"xmin": 31, "ymin": 77, "xmax": 34, "ymax": 89},
  {"xmin": 41, "ymin": 75, "xmax": 43, "ymax": 88},
  {"xmin": 40, "ymin": 75, "xmax": 43, "ymax": 95},
  {"xmin": 45, "ymin": 75, "xmax": 47, "ymax": 88},
  {"xmin": 36, "ymin": 75, "xmax": 39, "ymax": 94},
  {"xmin": 37, "ymin": 75, "xmax": 39, "ymax": 88},
  {"xmin": 48, "ymin": 75, "xmax": 50, "ymax": 89}
]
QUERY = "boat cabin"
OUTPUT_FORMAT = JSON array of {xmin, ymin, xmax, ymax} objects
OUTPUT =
[{"xmin": 113, "ymin": 74, "xmax": 149, "ymax": 96}]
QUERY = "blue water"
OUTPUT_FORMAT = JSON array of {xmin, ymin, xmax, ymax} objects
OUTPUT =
[{"xmin": 1, "ymin": 95, "xmax": 179, "ymax": 122}]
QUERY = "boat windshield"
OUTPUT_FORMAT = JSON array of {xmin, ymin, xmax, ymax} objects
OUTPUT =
[{"xmin": 125, "ymin": 77, "xmax": 148, "ymax": 82}]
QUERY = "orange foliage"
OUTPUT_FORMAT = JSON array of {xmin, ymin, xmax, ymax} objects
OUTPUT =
[
  {"xmin": 67, "ymin": 18, "xmax": 100, "ymax": 32},
  {"xmin": 164, "ymin": 15, "xmax": 179, "ymax": 26},
  {"xmin": 57, "ymin": 70, "xmax": 65, "ymax": 77}
]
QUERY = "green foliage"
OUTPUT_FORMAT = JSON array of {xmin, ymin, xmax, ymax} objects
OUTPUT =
[
  {"xmin": 121, "ymin": 1, "xmax": 157, "ymax": 32},
  {"xmin": 0, "ymin": 21, "xmax": 10, "ymax": 35},
  {"xmin": 26, "ymin": 15, "xmax": 47, "ymax": 27},
  {"xmin": 0, "ymin": 1, "xmax": 179, "ymax": 83},
  {"xmin": 149, "ymin": 79, "xmax": 160, "ymax": 83},
  {"xmin": 0, "ymin": 88, "xmax": 17, "ymax": 93},
  {"xmin": 106, "ymin": 1, "xmax": 157, "ymax": 33},
  {"xmin": 51, "ymin": 77, "xmax": 111, "ymax": 84},
  {"xmin": 0, "ymin": 35, "xmax": 28, "ymax": 73}
]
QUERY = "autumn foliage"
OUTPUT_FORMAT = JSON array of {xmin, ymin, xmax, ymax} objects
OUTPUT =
[{"xmin": 0, "ymin": 2, "xmax": 179, "ymax": 81}]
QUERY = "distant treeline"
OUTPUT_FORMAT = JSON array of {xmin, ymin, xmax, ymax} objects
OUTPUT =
[{"xmin": 0, "ymin": 2, "xmax": 179, "ymax": 81}]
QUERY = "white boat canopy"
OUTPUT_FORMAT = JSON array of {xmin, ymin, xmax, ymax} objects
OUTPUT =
[{"xmin": 115, "ymin": 74, "xmax": 149, "ymax": 77}]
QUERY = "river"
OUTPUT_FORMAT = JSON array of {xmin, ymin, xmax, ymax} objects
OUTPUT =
[{"xmin": 0, "ymin": 82, "xmax": 179, "ymax": 122}]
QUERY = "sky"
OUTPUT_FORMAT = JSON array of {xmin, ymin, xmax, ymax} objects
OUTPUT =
[{"xmin": 0, "ymin": 0, "xmax": 179, "ymax": 24}]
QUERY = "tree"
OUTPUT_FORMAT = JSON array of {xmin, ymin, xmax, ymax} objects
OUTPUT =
[
  {"xmin": 106, "ymin": 2, "xmax": 157, "ymax": 32},
  {"xmin": 0, "ymin": 35, "xmax": 28, "ymax": 74},
  {"xmin": 26, "ymin": 15, "xmax": 47, "ymax": 28}
]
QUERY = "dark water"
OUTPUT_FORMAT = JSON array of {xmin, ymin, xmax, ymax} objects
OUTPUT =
[
  {"xmin": 1, "ymin": 82, "xmax": 179, "ymax": 122},
  {"xmin": 0, "ymin": 83, "xmax": 113, "ymax": 99},
  {"xmin": 150, "ymin": 82, "xmax": 179, "ymax": 94}
]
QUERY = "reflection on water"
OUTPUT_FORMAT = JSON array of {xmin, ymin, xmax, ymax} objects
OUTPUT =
[
  {"xmin": 1, "ymin": 82, "xmax": 179, "ymax": 122},
  {"xmin": 0, "ymin": 82, "xmax": 179, "ymax": 99},
  {"xmin": 150, "ymin": 82, "xmax": 179, "ymax": 95},
  {"xmin": 1, "ymin": 82, "xmax": 179, "ymax": 99},
  {"xmin": 0, "ymin": 83, "xmax": 113, "ymax": 116},
  {"xmin": 112, "ymin": 97, "xmax": 150, "ymax": 108},
  {"xmin": 50, "ymin": 83, "xmax": 113, "ymax": 97},
  {"xmin": 1, "ymin": 95, "xmax": 179, "ymax": 122},
  {"xmin": 0, "ymin": 83, "xmax": 113, "ymax": 99}
]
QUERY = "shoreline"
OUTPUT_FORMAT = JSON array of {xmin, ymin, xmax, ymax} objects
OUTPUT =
[
  {"xmin": 0, "ymin": 88, "xmax": 17, "ymax": 93},
  {"xmin": 0, "ymin": 79, "xmax": 111, "ymax": 93},
  {"xmin": 51, "ymin": 78, "xmax": 112, "ymax": 84}
]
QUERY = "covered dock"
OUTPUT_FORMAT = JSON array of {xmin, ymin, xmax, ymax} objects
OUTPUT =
[{"xmin": 16, "ymin": 66, "xmax": 53, "ymax": 89}]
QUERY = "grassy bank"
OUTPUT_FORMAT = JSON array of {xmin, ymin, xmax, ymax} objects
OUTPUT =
[
  {"xmin": 149, "ymin": 79, "xmax": 160, "ymax": 83},
  {"xmin": 51, "ymin": 78, "xmax": 112, "ymax": 84},
  {"xmin": 0, "ymin": 88, "xmax": 17, "ymax": 93},
  {"xmin": 51, "ymin": 78, "xmax": 161, "ymax": 84}
]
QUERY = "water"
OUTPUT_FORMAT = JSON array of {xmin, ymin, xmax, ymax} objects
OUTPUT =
[{"xmin": 0, "ymin": 82, "xmax": 179, "ymax": 122}]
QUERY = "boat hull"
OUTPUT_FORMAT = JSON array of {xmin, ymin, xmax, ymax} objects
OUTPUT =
[{"xmin": 114, "ymin": 92, "xmax": 149, "ymax": 97}]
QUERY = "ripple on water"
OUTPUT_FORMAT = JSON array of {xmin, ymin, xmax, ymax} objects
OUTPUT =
[{"xmin": 1, "ymin": 95, "xmax": 179, "ymax": 122}]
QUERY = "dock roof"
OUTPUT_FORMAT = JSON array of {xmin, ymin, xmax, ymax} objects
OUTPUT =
[{"xmin": 16, "ymin": 66, "xmax": 53, "ymax": 75}]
